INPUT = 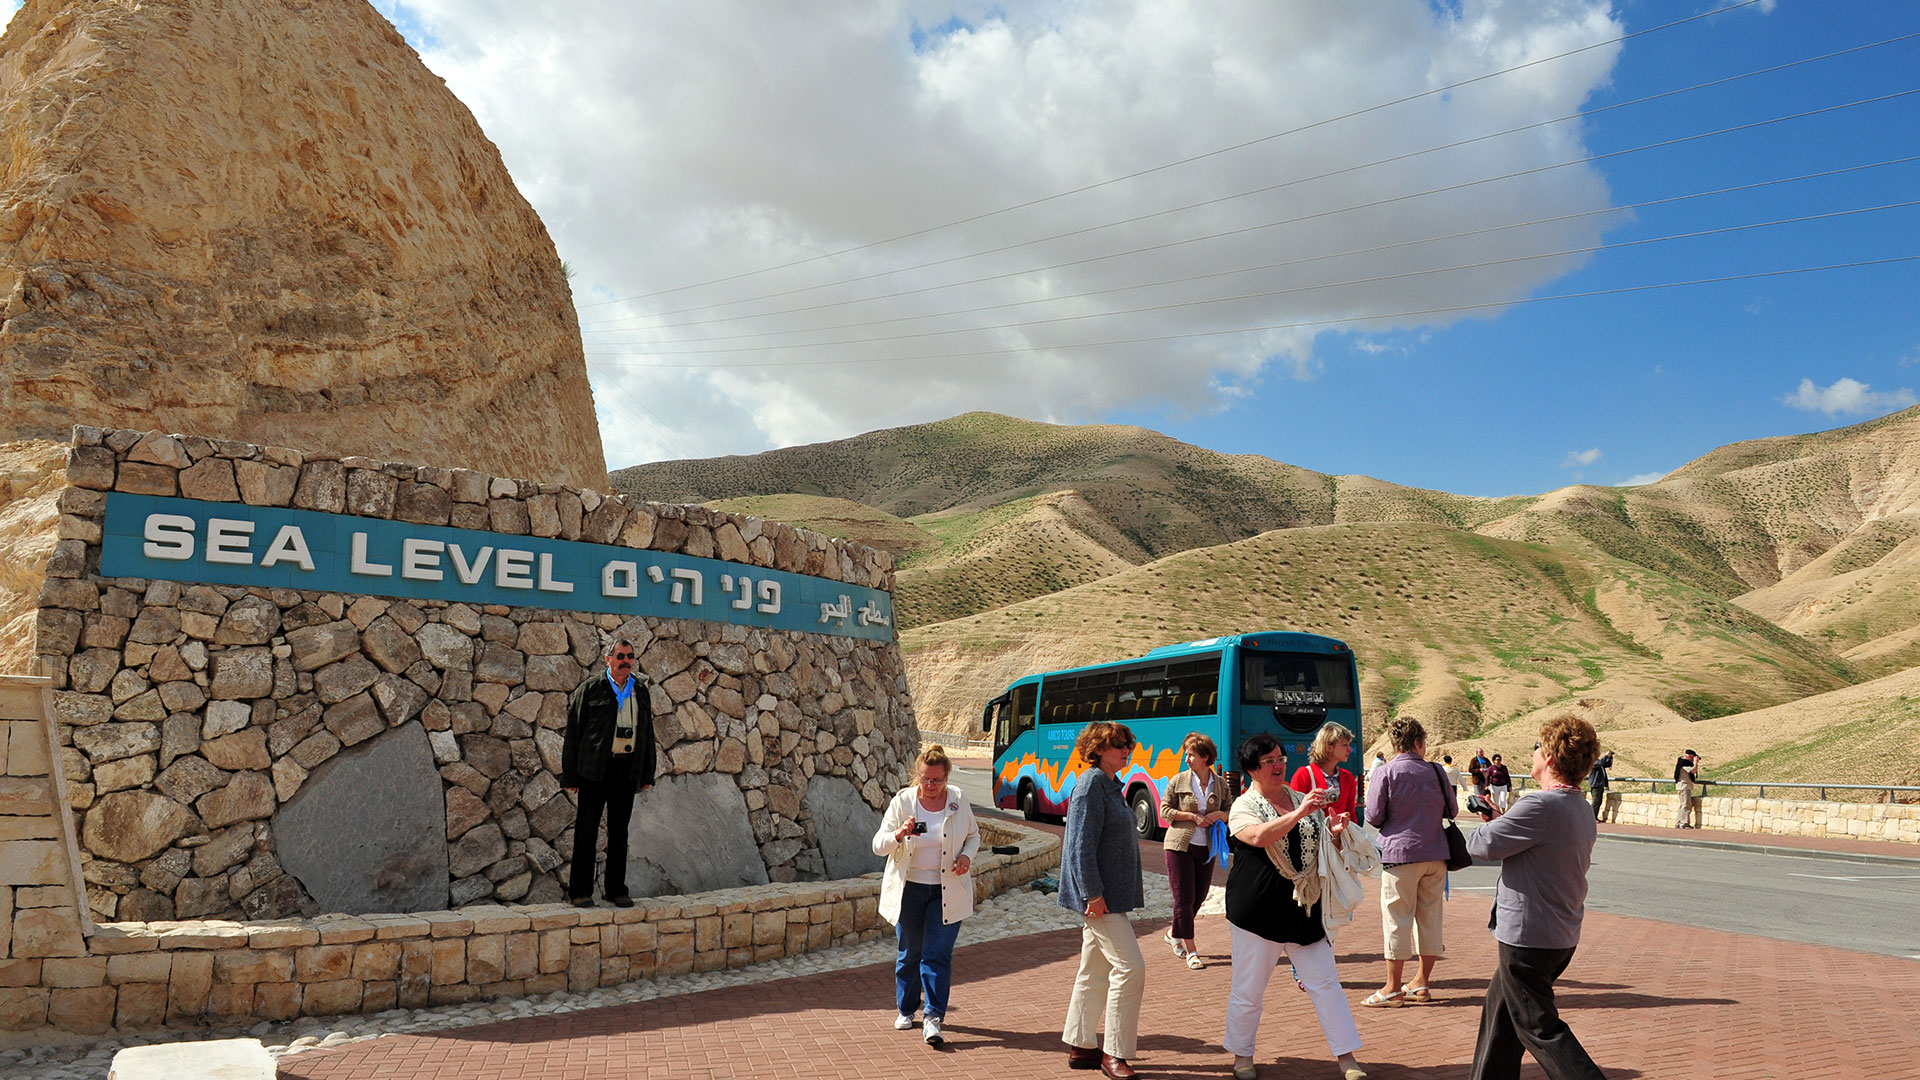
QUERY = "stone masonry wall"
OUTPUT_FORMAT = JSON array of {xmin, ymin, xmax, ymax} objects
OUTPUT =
[
  {"xmin": 32, "ymin": 427, "xmax": 918, "ymax": 925},
  {"xmin": 1599, "ymin": 790, "xmax": 1920, "ymax": 844},
  {"xmin": 0, "ymin": 817, "xmax": 1057, "ymax": 1033}
]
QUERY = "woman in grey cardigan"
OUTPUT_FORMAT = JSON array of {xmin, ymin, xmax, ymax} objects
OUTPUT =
[
  {"xmin": 1059, "ymin": 721, "xmax": 1146, "ymax": 1080},
  {"xmin": 1465, "ymin": 715, "xmax": 1607, "ymax": 1080}
]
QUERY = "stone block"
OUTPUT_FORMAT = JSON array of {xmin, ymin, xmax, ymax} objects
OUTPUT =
[
  {"xmin": 202, "ymin": 728, "xmax": 271, "ymax": 771},
  {"xmin": 351, "ymin": 940, "xmax": 402, "ymax": 981},
  {"xmin": 430, "ymin": 938, "xmax": 465, "ymax": 985},
  {"xmin": 304, "ymin": 978, "xmax": 364, "ymax": 1017},
  {"xmin": 214, "ymin": 947, "xmax": 293, "ymax": 984},
  {"xmin": 803, "ymin": 774, "xmax": 884, "ymax": 880},
  {"xmin": 275, "ymin": 720, "xmax": 447, "ymax": 914},
  {"xmin": 48, "ymin": 985, "xmax": 117, "ymax": 1034},
  {"xmin": 113, "ymin": 982, "xmax": 169, "ymax": 1030},
  {"xmin": 254, "ymin": 980, "xmax": 302, "ymax": 1021},
  {"xmin": 626, "ymin": 772, "xmax": 770, "ymax": 898},
  {"xmin": 0, "ymin": 840, "xmax": 66, "ymax": 886},
  {"xmin": 197, "ymin": 770, "xmax": 275, "ymax": 828}
]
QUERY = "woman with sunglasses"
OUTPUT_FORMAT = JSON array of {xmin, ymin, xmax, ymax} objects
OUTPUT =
[
  {"xmin": 1223, "ymin": 733, "xmax": 1367, "ymax": 1080},
  {"xmin": 1060, "ymin": 721, "xmax": 1148, "ymax": 1079}
]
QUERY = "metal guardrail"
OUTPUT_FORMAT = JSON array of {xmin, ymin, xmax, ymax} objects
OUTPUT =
[{"xmin": 1516, "ymin": 775, "xmax": 1920, "ymax": 803}]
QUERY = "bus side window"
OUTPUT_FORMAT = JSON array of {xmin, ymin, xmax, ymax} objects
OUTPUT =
[{"xmin": 1012, "ymin": 684, "xmax": 1038, "ymax": 737}]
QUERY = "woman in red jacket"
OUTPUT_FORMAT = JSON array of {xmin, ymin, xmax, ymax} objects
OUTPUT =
[{"xmin": 1290, "ymin": 722, "xmax": 1359, "ymax": 824}]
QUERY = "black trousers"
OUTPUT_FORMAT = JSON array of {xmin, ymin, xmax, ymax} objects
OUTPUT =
[
  {"xmin": 1470, "ymin": 942, "xmax": 1606, "ymax": 1080},
  {"xmin": 1590, "ymin": 786, "xmax": 1606, "ymax": 821},
  {"xmin": 568, "ymin": 756, "xmax": 640, "ymax": 900}
]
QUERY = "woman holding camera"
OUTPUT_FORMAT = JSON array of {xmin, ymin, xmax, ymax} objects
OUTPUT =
[
  {"xmin": 873, "ymin": 744, "xmax": 981, "ymax": 1046},
  {"xmin": 1465, "ymin": 715, "xmax": 1607, "ymax": 1080},
  {"xmin": 1224, "ymin": 733, "xmax": 1367, "ymax": 1080}
]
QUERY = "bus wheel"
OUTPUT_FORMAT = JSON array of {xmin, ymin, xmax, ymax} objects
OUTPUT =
[
  {"xmin": 1129, "ymin": 786, "xmax": 1164, "ymax": 841},
  {"xmin": 1020, "ymin": 783, "xmax": 1044, "ymax": 822}
]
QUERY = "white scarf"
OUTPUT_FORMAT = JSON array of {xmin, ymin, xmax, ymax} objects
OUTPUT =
[{"xmin": 1245, "ymin": 786, "xmax": 1323, "ymax": 913}]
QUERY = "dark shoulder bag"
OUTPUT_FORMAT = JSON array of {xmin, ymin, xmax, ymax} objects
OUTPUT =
[{"xmin": 1431, "ymin": 762, "xmax": 1473, "ymax": 871}]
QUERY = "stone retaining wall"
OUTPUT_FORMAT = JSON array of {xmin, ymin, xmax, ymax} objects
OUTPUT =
[
  {"xmin": 1599, "ymin": 791, "xmax": 1920, "ymax": 844},
  {"xmin": 30, "ymin": 427, "xmax": 918, "ymax": 925},
  {"xmin": 0, "ymin": 819, "xmax": 1057, "ymax": 1033}
]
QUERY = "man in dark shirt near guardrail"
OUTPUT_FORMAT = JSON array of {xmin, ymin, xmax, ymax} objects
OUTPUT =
[{"xmin": 1464, "ymin": 714, "xmax": 1606, "ymax": 1080}]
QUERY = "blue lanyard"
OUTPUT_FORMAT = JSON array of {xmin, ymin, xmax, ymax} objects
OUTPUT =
[{"xmin": 607, "ymin": 671, "xmax": 635, "ymax": 707}]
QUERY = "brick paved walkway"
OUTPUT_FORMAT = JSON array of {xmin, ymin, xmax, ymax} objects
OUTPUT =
[{"xmin": 278, "ymin": 875, "xmax": 1920, "ymax": 1080}]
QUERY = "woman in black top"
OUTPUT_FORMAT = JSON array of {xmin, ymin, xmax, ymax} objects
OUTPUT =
[{"xmin": 1222, "ymin": 733, "xmax": 1367, "ymax": 1080}]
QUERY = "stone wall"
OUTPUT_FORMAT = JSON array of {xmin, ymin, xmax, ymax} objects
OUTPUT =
[
  {"xmin": 1599, "ymin": 790, "xmax": 1920, "ymax": 844},
  {"xmin": 32, "ymin": 427, "xmax": 917, "ymax": 926},
  {"xmin": 0, "ymin": 818, "xmax": 1057, "ymax": 1033}
]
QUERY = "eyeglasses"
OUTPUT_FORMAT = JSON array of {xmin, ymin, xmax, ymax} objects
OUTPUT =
[
  {"xmin": 611, "ymin": 653, "xmax": 636, "ymax": 661},
  {"xmin": 1256, "ymin": 754, "xmax": 1286, "ymax": 769}
]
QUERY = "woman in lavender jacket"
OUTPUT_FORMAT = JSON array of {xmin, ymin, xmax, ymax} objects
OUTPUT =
[{"xmin": 1361, "ymin": 715, "xmax": 1452, "ymax": 1008}]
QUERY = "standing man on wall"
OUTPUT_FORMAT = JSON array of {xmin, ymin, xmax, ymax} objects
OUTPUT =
[
  {"xmin": 561, "ymin": 639, "xmax": 656, "ymax": 908},
  {"xmin": 1672, "ymin": 750, "xmax": 1700, "ymax": 829}
]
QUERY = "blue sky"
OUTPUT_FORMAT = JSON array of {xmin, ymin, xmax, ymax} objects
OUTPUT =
[{"xmin": 368, "ymin": 4, "xmax": 1909, "ymax": 493}]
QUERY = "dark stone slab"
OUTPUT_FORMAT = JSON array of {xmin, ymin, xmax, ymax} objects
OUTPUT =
[
  {"xmin": 804, "ymin": 775, "xmax": 884, "ymax": 880},
  {"xmin": 624, "ymin": 773, "xmax": 769, "ymax": 897},
  {"xmin": 274, "ymin": 719, "xmax": 448, "ymax": 914}
]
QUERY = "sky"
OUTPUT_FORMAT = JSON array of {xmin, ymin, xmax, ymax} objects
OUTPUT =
[{"xmin": 322, "ymin": 3, "xmax": 1911, "ymax": 492}]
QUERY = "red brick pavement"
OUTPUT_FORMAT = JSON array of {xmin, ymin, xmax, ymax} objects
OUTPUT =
[{"xmin": 277, "ymin": 876, "xmax": 1920, "ymax": 1080}]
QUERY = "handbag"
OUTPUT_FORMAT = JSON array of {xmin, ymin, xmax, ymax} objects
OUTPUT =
[
  {"xmin": 1430, "ymin": 762, "xmax": 1473, "ymax": 871},
  {"xmin": 1317, "ymin": 816, "xmax": 1365, "ymax": 933}
]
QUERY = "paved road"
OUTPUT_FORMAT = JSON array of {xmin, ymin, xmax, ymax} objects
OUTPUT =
[{"xmin": 954, "ymin": 765, "xmax": 1920, "ymax": 960}]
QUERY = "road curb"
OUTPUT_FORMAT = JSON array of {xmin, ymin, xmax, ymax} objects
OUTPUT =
[{"xmin": 1596, "ymin": 829, "xmax": 1920, "ymax": 866}]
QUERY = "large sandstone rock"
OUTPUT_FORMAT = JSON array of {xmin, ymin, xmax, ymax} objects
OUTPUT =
[
  {"xmin": 0, "ymin": 1, "xmax": 606, "ymax": 490},
  {"xmin": 273, "ymin": 720, "xmax": 447, "ymax": 914},
  {"xmin": 0, "ymin": 439, "xmax": 64, "ymax": 674}
]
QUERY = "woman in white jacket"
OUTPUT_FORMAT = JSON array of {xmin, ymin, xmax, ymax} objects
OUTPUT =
[{"xmin": 872, "ymin": 744, "xmax": 981, "ymax": 1046}]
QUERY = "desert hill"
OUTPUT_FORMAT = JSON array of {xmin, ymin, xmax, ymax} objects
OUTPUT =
[
  {"xmin": 618, "ymin": 407, "xmax": 1920, "ymax": 775},
  {"xmin": 898, "ymin": 521, "xmax": 1855, "ymax": 738}
]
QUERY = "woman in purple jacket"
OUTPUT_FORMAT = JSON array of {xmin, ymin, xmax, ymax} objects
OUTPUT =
[{"xmin": 1361, "ymin": 715, "xmax": 1453, "ymax": 1007}]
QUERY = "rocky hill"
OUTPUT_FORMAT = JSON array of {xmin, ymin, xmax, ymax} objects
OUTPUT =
[
  {"xmin": 0, "ymin": 0, "xmax": 606, "ymax": 489},
  {"xmin": 618, "ymin": 407, "xmax": 1920, "ymax": 774}
]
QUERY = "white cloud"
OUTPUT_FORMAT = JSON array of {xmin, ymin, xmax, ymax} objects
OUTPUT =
[
  {"xmin": 1780, "ymin": 377, "xmax": 1918, "ymax": 418},
  {"xmin": 1618, "ymin": 471, "xmax": 1667, "ymax": 486},
  {"xmin": 379, "ymin": 1, "xmax": 1623, "ymax": 466},
  {"xmin": 1899, "ymin": 345, "xmax": 1919, "ymax": 368},
  {"xmin": 1562, "ymin": 447, "xmax": 1603, "ymax": 468}
]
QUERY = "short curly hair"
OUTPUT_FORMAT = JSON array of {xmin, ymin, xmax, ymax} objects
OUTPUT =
[
  {"xmin": 1384, "ymin": 715, "xmax": 1426, "ymax": 754},
  {"xmin": 1538, "ymin": 713, "xmax": 1600, "ymax": 785},
  {"xmin": 1073, "ymin": 721, "xmax": 1136, "ymax": 768}
]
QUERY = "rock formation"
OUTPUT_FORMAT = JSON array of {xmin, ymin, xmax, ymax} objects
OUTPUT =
[{"xmin": 0, "ymin": 0, "xmax": 606, "ymax": 490}]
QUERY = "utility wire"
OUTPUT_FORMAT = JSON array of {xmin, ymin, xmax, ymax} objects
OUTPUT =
[
  {"xmin": 584, "ymin": 55, "xmax": 1920, "ymax": 330},
  {"xmin": 584, "ymin": 254, "xmax": 1920, "ymax": 369},
  {"xmin": 583, "ymin": 360, "xmax": 709, "ymax": 461},
  {"xmin": 584, "ymin": 201, "xmax": 1920, "ymax": 355},
  {"xmin": 580, "ymin": 0, "xmax": 1768, "ymax": 309},
  {"xmin": 596, "ymin": 156, "xmax": 1920, "ymax": 347}
]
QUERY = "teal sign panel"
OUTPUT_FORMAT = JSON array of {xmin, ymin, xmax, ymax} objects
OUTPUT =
[{"xmin": 99, "ymin": 493, "xmax": 895, "ymax": 642}]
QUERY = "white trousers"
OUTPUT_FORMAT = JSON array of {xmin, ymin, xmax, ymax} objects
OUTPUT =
[
  {"xmin": 1224, "ymin": 924, "xmax": 1362, "ymax": 1060},
  {"xmin": 1489, "ymin": 784, "xmax": 1511, "ymax": 810},
  {"xmin": 1063, "ymin": 912, "xmax": 1144, "ymax": 1059}
]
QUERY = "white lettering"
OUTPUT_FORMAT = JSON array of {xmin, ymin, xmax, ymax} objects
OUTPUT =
[
  {"xmin": 143, "ymin": 514, "xmax": 196, "ymax": 561},
  {"xmin": 259, "ymin": 525, "xmax": 315, "ymax": 571},
  {"xmin": 602, "ymin": 560, "xmax": 639, "ymax": 598},
  {"xmin": 401, "ymin": 538, "xmax": 446, "ymax": 582},
  {"xmin": 756, "ymin": 579, "xmax": 782, "ymax": 614},
  {"xmin": 204, "ymin": 518, "xmax": 255, "ymax": 565},
  {"xmin": 536, "ymin": 552, "xmax": 574, "ymax": 594},
  {"xmin": 668, "ymin": 568, "xmax": 703, "ymax": 605},
  {"xmin": 495, "ymin": 549, "xmax": 534, "ymax": 589},
  {"xmin": 350, "ymin": 532, "xmax": 393, "ymax": 577},
  {"xmin": 448, "ymin": 544, "xmax": 493, "ymax": 585}
]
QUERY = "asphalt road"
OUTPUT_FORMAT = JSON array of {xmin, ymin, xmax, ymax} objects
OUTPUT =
[{"xmin": 952, "ymin": 765, "xmax": 1920, "ymax": 960}]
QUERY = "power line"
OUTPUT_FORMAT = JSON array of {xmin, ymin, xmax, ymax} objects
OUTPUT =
[
  {"xmin": 584, "ymin": 360, "xmax": 709, "ymax": 462},
  {"xmin": 595, "ymin": 156, "xmax": 1920, "ymax": 347},
  {"xmin": 583, "ymin": 64, "xmax": 1920, "ymax": 330},
  {"xmin": 577, "ymin": 0, "xmax": 1769, "ymax": 309},
  {"xmin": 584, "ymin": 254, "xmax": 1920, "ymax": 370},
  {"xmin": 583, "ymin": 201, "xmax": 1920, "ymax": 355}
]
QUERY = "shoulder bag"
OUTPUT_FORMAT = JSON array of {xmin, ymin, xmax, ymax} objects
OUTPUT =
[{"xmin": 1431, "ymin": 762, "xmax": 1473, "ymax": 872}]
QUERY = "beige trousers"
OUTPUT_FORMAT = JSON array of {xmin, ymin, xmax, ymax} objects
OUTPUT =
[
  {"xmin": 1675, "ymin": 780, "xmax": 1694, "ymax": 827},
  {"xmin": 1063, "ymin": 912, "xmax": 1144, "ymax": 1059},
  {"xmin": 1380, "ymin": 860, "xmax": 1447, "ymax": 960}
]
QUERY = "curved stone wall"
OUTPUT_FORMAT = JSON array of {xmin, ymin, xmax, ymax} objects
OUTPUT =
[{"xmin": 31, "ymin": 427, "xmax": 917, "ymax": 923}]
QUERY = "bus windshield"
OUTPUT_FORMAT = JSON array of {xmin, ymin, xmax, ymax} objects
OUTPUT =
[{"xmin": 1240, "ymin": 652, "xmax": 1356, "ymax": 708}]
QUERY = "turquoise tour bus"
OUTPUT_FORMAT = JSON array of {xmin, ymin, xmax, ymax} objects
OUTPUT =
[{"xmin": 982, "ymin": 632, "xmax": 1363, "ymax": 838}]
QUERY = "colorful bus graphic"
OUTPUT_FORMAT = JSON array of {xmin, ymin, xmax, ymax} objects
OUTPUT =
[{"xmin": 982, "ymin": 632, "xmax": 1363, "ymax": 838}]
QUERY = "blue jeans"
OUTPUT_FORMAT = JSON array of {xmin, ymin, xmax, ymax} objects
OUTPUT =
[{"xmin": 895, "ymin": 881, "xmax": 962, "ymax": 1019}]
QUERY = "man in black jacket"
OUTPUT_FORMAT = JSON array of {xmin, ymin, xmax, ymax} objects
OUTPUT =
[{"xmin": 561, "ymin": 639, "xmax": 656, "ymax": 907}]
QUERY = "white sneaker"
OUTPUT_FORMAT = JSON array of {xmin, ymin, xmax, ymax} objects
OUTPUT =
[
  {"xmin": 923, "ymin": 1016, "xmax": 944, "ymax": 1045},
  {"xmin": 893, "ymin": 1013, "xmax": 916, "ymax": 1030}
]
